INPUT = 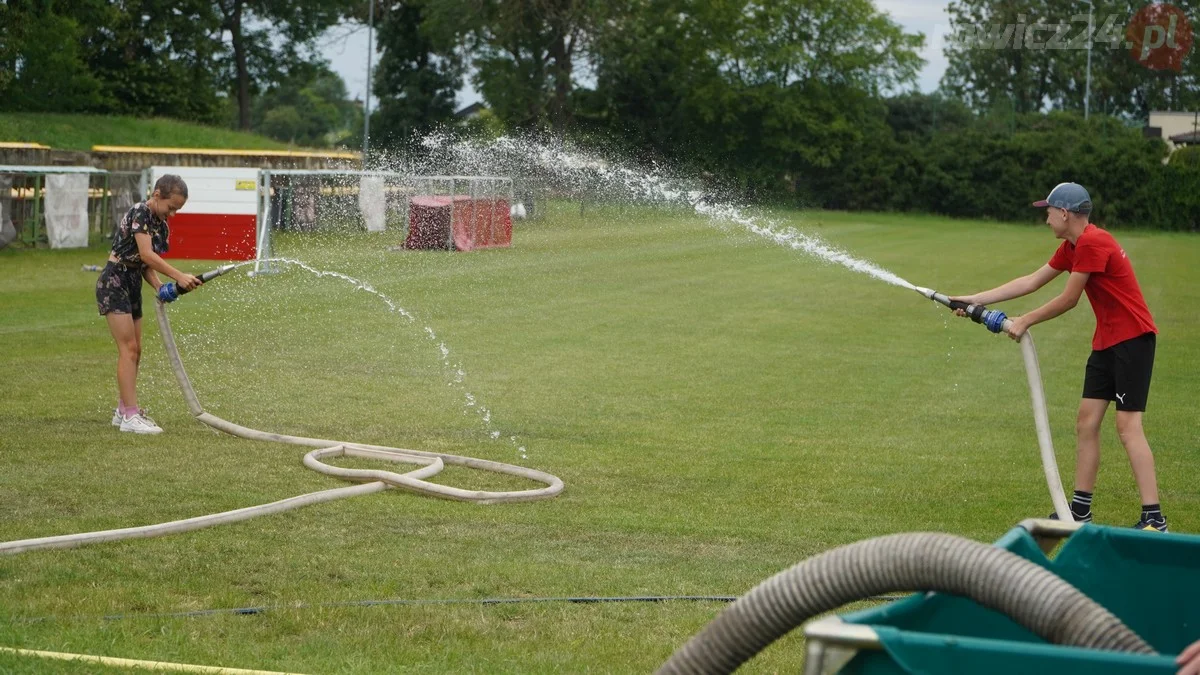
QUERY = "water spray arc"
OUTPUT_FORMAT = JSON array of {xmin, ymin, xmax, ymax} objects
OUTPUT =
[{"xmin": 0, "ymin": 270, "xmax": 563, "ymax": 556}]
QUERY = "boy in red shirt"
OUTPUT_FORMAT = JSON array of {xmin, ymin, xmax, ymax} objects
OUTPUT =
[{"xmin": 951, "ymin": 182, "xmax": 1166, "ymax": 531}]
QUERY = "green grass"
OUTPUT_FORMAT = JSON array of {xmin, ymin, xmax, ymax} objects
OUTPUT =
[
  {"xmin": 0, "ymin": 113, "xmax": 297, "ymax": 152},
  {"xmin": 1, "ymin": 204, "xmax": 1197, "ymax": 673}
]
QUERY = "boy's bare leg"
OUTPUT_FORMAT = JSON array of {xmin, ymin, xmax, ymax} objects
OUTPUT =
[
  {"xmin": 1074, "ymin": 398, "xmax": 1108, "ymax": 491},
  {"xmin": 1115, "ymin": 410, "xmax": 1160, "ymax": 505}
]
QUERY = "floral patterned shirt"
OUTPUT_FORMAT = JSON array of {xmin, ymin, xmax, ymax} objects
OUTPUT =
[{"xmin": 110, "ymin": 202, "xmax": 169, "ymax": 267}]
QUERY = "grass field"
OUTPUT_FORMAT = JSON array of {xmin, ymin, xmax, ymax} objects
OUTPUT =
[
  {"xmin": 0, "ymin": 113, "xmax": 298, "ymax": 152},
  {"xmin": 1, "ymin": 204, "xmax": 1197, "ymax": 673}
]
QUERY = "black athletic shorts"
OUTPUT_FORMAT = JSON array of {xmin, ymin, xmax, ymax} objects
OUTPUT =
[
  {"xmin": 96, "ymin": 261, "xmax": 145, "ymax": 320},
  {"xmin": 1082, "ymin": 332, "xmax": 1156, "ymax": 412}
]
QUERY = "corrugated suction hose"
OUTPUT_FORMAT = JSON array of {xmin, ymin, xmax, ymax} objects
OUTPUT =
[{"xmin": 658, "ymin": 532, "xmax": 1154, "ymax": 674}]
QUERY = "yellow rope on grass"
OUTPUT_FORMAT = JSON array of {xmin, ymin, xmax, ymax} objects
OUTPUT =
[{"xmin": 0, "ymin": 646, "xmax": 307, "ymax": 675}]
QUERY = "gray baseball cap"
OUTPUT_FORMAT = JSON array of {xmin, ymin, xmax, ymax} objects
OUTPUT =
[{"xmin": 1032, "ymin": 182, "xmax": 1092, "ymax": 213}]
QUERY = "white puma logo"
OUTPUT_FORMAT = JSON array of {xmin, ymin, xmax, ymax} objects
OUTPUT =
[{"xmin": 1116, "ymin": 393, "xmax": 1127, "ymax": 404}]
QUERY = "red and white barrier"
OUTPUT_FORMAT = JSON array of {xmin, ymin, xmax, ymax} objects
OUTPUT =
[{"xmin": 149, "ymin": 166, "xmax": 259, "ymax": 261}]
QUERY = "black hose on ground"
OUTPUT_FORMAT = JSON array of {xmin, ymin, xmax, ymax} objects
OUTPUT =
[{"xmin": 658, "ymin": 532, "xmax": 1154, "ymax": 674}]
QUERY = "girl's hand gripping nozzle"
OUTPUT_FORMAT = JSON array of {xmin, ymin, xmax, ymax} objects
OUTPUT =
[{"xmin": 157, "ymin": 264, "xmax": 237, "ymax": 303}]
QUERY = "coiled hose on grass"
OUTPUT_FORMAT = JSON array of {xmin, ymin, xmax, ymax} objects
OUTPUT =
[
  {"xmin": 0, "ymin": 302, "xmax": 563, "ymax": 556},
  {"xmin": 657, "ymin": 532, "xmax": 1154, "ymax": 674}
]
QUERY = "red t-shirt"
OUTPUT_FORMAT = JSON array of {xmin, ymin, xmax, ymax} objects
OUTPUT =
[{"xmin": 1048, "ymin": 224, "xmax": 1156, "ymax": 351}]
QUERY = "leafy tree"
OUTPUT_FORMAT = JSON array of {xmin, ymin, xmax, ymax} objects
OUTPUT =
[
  {"xmin": 214, "ymin": 0, "xmax": 344, "ymax": 129},
  {"xmin": 1085, "ymin": 1, "xmax": 1200, "ymax": 118},
  {"xmin": 884, "ymin": 92, "xmax": 976, "ymax": 141},
  {"xmin": 460, "ymin": 107, "xmax": 507, "ymax": 139},
  {"xmin": 1169, "ymin": 145, "xmax": 1200, "ymax": 167},
  {"xmin": 583, "ymin": 0, "xmax": 923, "ymax": 195},
  {"xmin": 252, "ymin": 64, "xmax": 360, "ymax": 146},
  {"xmin": 82, "ymin": 0, "xmax": 227, "ymax": 123},
  {"xmin": 1, "ymin": 0, "xmax": 352, "ymax": 129},
  {"xmin": 422, "ymin": 0, "xmax": 604, "ymax": 132},
  {"xmin": 0, "ymin": 1, "xmax": 107, "ymax": 113},
  {"xmin": 717, "ymin": 0, "xmax": 924, "ymax": 94},
  {"xmin": 580, "ymin": 0, "xmax": 721, "ymax": 157},
  {"xmin": 943, "ymin": 0, "xmax": 1054, "ymax": 113},
  {"xmin": 369, "ymin": 0, "xmax": 463, "ymax": 146},
  {"xmin": 942, "ymin": 0, "xmax": 1199, "ymax": 118}
]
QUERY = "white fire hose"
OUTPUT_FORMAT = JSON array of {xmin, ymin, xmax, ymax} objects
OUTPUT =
[
  {"xmin": 0, "ymin": 297, "xmax": 563, "ymax": 556},
  {"xmin": 915, "ymin": 287, "xmax": 1072, "ymax": 521}
]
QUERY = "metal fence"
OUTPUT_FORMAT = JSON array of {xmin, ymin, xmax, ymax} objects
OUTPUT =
[{"xmin": 0, "ymin": 166, "xmax": 141, "ymax": 248}]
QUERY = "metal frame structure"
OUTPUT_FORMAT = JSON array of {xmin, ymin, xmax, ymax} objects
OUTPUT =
[
  {"xmin": 253, "ymin": 170, "xmax": 514, "ymax": 274},
  {"xmin": 0, "ymin": 165, "xmax": 110, "ymax": 246},
  {"xmin": 254, "ymin": 169, "xmax": 409, "ymax": 274}
]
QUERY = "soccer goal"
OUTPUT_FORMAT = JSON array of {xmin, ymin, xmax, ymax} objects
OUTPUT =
[{"xmin": 253, "ymin": 170, "xmax": 514, "ymax": 274}]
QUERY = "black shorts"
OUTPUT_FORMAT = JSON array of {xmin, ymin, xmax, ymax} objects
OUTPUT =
[
  {"xmin": 1082, "ymin": 332, "xmax": 1156, "ymax": 412},
  {"xmin": 96, "ymin": 262, "xmax": 144, "ymax": 320}
]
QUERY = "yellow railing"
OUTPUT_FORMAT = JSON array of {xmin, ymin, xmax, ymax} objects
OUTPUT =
[{"xmin": 92, "ymin": 145, "xmax": 360, "ymax": 160}]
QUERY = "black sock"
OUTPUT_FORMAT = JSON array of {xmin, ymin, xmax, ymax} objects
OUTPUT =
[
  {"xmin": 1071, "ymin": 490, "xmax": 1093, "ymax": 517},
  {"xmin": 1142, "ymin": 503, "xmax": 1163, "ymax": 521}
]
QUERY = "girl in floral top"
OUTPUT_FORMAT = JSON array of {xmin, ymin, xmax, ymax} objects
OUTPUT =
[{"xmin": 96, "ymin": 174, "xmax": 203, "ymax": 434}]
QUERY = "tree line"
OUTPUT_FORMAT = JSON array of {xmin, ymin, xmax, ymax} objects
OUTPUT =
[
  {"xmin": 1, "ymin": 0, "xmax": 1196, "ymax": 228},
  {"xmin": 0, "ymin": 0, "xmax": 355, "ymax": 145}
]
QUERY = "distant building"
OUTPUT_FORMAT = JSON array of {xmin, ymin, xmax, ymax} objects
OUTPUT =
[
  {"xmin": 1168, "ymin": 130, "xmax": 1199, "ymax": 148},
  {"xmin": 1146, "ymin": 111, "xmax": 1200, "ymax": 153},
  {"xmin": 455, "ymin": 102, "xmax": 487, "ymax": 120}
]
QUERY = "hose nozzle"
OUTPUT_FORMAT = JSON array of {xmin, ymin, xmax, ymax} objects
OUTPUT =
[
  {"xmin": 158, "ymin": 264, "xmax": 238, "ymax": 303},
  {"xmin": 197, "ymin": 264, "xmax": 237, "ymax": 284},
  {"xmin": 916, "ymin": 286, "xmax": 1011, "ymax": 334},
  {"xmin": 178, "ymin": 264, "xmax": 236, "ymax": 296},
  {"xmin": 914, "ymin": 286, "xmax": 952, "ymax": 308}
]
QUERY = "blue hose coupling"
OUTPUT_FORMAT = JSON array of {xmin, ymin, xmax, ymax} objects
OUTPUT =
[
  {"xmin": 983, "ymin": 309, "xmax": 1008, "ymax": 334},
  {"xmin": 914, "ymin": 287, "xmax": 1009, "ymax": 334},
  {"xmin": 157, "ymin": 283, "xmax": 180, "ymax": 303}
]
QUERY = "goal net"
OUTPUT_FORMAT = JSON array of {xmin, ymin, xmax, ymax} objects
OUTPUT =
[{"xmin": 254, "ymin": 170, "xmax": 514, "ymax": 274}]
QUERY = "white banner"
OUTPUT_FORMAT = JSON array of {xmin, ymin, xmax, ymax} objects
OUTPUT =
[
  {"xmin": 44, "ymin": 173, "xmax": 90, "ymax": 249},
  {"xmin": 358, "ymin": 176, "xmax": 386, "ymax": 232},
  {"xmin": 0, "ymin": 175, "xmax": 14, "ymax": 249}
]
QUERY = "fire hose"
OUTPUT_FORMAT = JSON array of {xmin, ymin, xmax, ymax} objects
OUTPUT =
[
  {"xmin": 1, "ymin": 266, "xmax": 563, "ymax": 556},
  {"xmin": 659, "ymin": 287, "xmax": 1090, "ymax": 673}
]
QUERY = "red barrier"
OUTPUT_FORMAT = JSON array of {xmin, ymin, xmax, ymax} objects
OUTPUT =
[
  {"xmin": 162, "ymin": 213, "xmax": 257, "ymax": 261},
  {"xmin": 405, "ymin": 196, "xmax": 511, "ymax": 251}
]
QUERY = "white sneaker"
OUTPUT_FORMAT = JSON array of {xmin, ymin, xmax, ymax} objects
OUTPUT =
[
  {"xmin": 119, "ymin": 413, "xmax": 163, "ymax": 434},
  {"xmin": 114, "ymin": 408, "xmax": 155, "ymax": 426}
]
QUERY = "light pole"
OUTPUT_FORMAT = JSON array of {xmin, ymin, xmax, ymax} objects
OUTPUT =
[
  {"xmin": 362, "ymin": 0, "xmax": 376, "ymax": 167},
  {"xmin": 1082, "ymin": 0, "xmax": 1093, "ymax": 119}
]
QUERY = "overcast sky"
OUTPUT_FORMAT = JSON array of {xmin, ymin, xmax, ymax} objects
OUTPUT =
[{"xmin": 319, "ymin": 0, "xmax": 953, "ymax": 111}]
